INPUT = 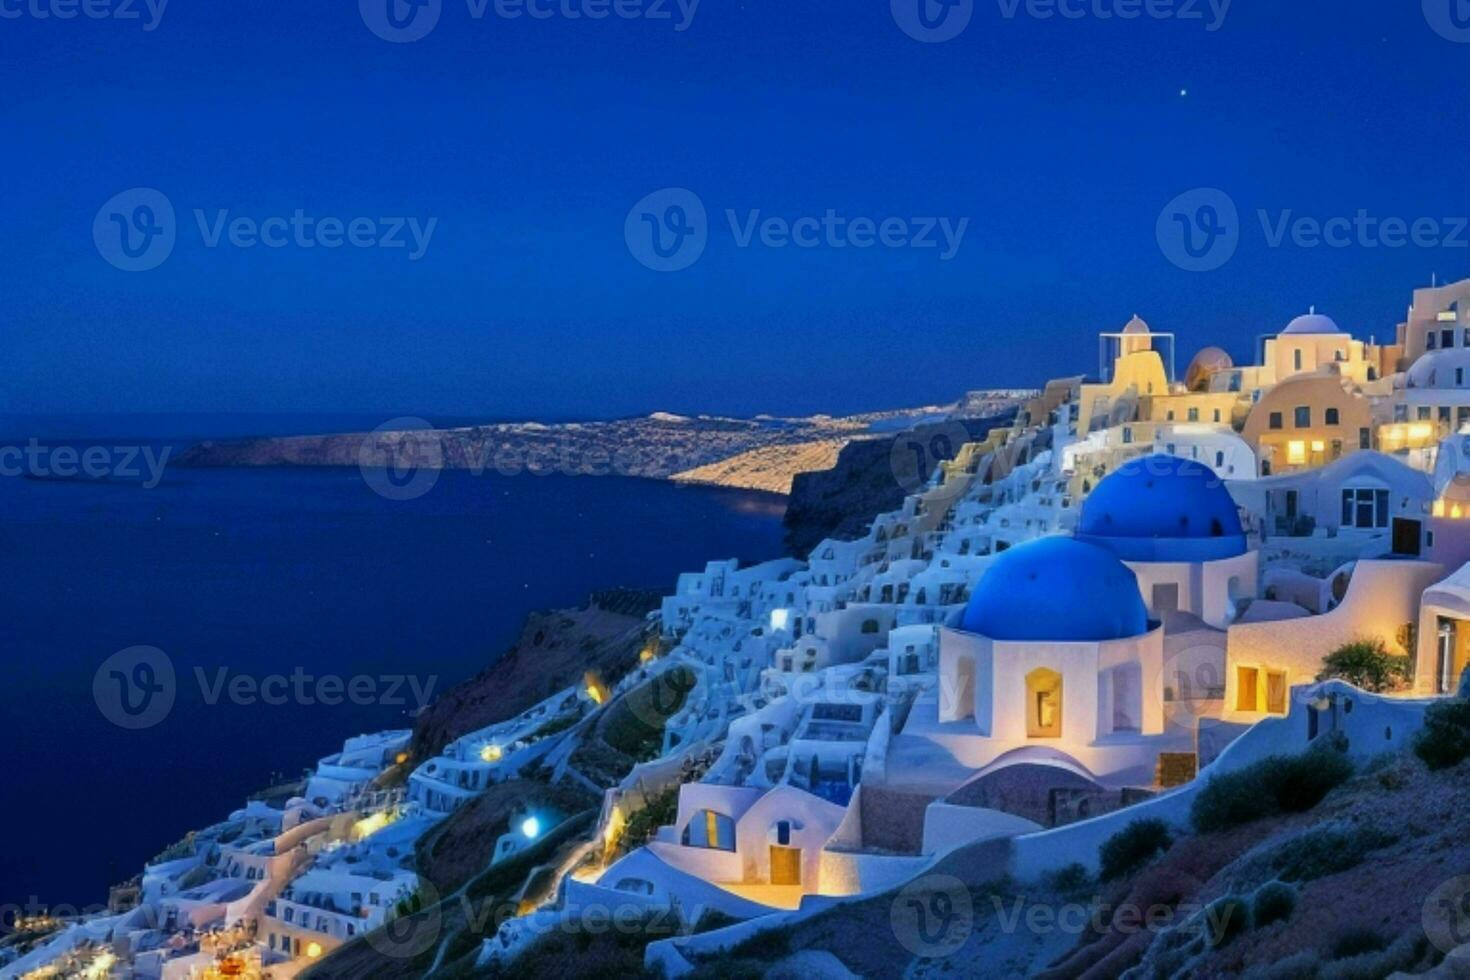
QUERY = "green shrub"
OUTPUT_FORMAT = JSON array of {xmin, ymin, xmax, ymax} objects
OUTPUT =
[
  {"xmin": 1251, "ymin": 880, "xmax": 1298, "ymax": 927},
  {"xmin": 1046, "ymin": 862, "xmax": 1094, "ymax": 897},
  {"xmin": 1316, "ymin": 638, "xmax": 1411, "ymax": 692},
  {"xmin": 1204, "ymin": 895, "xmax": 1250, "ymax": 947},
  {"xmin": 1191, "ymin": 740, "xmax": 1354, "ymax": 832},
  {"xmin": 1099, "ymin": 819, "xmax": 1173, "ymax": 882},
  {"xmin": 1268, "ymin": 825, "xmax": 1397, "ymax": 883},
  {"xmin": 1414, "ymin": 697, "xmax": 1470, "ymax": 770}
]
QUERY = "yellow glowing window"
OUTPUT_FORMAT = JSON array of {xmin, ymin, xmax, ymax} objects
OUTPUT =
[
  {"xmin": 1287, "ymin": 441, "xmax": 1307, "ymax": 464},
  {"xmin": 1434, "ymin": 500, "xmax": 1447, "ymax": 517},
  {"xmin": 1311, "ymin": 440, "xmax": 1326, "ymax": 453},
  {"xmin": 480, "ymin": 744, "xmax": 502, "ymax": 763},
  {"xmin": 1410, "ymin": 423, "xmax": 1434, "ymax": 440}
]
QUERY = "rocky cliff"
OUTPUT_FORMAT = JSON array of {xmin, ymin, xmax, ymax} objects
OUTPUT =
[{"xmin": 782, "ymin": 410, "xmax": 1018, "ymax": 555}]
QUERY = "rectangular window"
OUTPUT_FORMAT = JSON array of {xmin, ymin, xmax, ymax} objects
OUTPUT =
[
  {"xmin": 1213, "ymin": 409, "xmax": 1222, "ymax": 422},
  {"xmin": 1325, "ymin": 408, "xmax": 1339, "ymax": 425},
  {"xmin": 1444, "ymin": 329, "xmax": 1456, "ymax": 349},
  {"xmin": 1429, "ymin": 332, "xmax": 1439, "ymax": 350},
  {"xmin": 1237, "ymin": 667, "xmax": 1259, "ymax": 711},
  {"xmin": 1294, "ymin": 406, "xmax": 1311, "ymax": 427},
  {"xmin": 1188, "ymin": 407, "xmax": 1199, "ymax": 422},
  {"xmin": 1360, "ymin": 427, "xmax": 1371, "ymax": 449},
  {"xmin": 1269, "ymin": 412, "xmax": 1283, "ymax": 430},
  {"xmin": 1419, "ymin": 406, "xmax": 1433, "ymax": 421},
  {"xmin": 1294, "ymin": 349, "xmax": 1303, "ymax": 371},
  {"xmin": 1287, "ymin": 441, "xmax": 1307, "ymax": 465},
  {"xmin": 1342, "ymin": 488, "xmax": 1391, "ymax": 528}
]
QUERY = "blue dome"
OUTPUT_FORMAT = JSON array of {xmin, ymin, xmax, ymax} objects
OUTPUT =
[
  {"xmin": 1077, "ymin": 455, "xmax": 1247, "ymax": 562},
  {"xmin": 1282, "ymin": 312, "xmax": 1340, "ymax": 335},
  {"xmin": 960, "ymin": 538, "xmax": 1149, "ymax": 642}
]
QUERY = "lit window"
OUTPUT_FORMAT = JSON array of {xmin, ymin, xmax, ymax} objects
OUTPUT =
[{"xmin": 1287, "ymin": 441, "xmax": 1307, "ymax": 465}]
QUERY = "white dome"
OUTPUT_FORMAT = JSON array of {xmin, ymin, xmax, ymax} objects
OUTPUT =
[
  {"xmin": 1408, "ymin": 349, "xmax": 1470, "ymax": 389},
  {"xmin": 1282, "ymin": 312, "xmax": 1342, "ymax": 335}
]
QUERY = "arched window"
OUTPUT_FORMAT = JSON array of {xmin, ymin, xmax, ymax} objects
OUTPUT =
[
  {"xmin": 681, "ymin": 809, "xmax": 736, "ymax": 851},
  {"xmin": 1026, "ymin": 668, "xmax": 1063, "ymax": 738}
]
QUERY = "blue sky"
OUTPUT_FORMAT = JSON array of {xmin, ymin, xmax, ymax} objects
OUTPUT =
[{"xmin": 4, "ymin": 0, "xmax": 1468, "ymax": 419}]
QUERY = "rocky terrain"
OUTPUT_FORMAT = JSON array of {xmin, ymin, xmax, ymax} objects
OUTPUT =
[{"xmin": 408, "ymin": 588, "xmax": 662, "ymax": 761}]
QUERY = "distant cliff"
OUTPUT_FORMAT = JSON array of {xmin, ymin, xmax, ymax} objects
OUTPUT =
[{"xmin": 782, "ymin": 410, "xmax": 1017, "ymax": 555}]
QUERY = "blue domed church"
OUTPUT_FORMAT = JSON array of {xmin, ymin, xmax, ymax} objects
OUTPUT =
[
  {"xmin": 938, "ymin": 536, "xmax": 1167, "ymax": 764},
  {"xmin": 1075, "ymin": 455, "xmax": 1257, "ymax": 630}
]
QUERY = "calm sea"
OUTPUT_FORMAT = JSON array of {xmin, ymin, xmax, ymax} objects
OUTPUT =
[{"xmin": 0, "ymin": 416, "xmax": 788, "ymax": 909}]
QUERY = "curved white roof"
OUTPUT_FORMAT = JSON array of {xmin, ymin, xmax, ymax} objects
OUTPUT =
[{"xmin": 1408, "ymin": 348, "xmax": 1470, "ymax": 389}]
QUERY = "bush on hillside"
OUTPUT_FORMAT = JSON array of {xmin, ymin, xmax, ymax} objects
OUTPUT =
[
  {"xmin": 1099, "ymin": 819, "xmax": 1173, "ymax": 882},
  {"xmin": 1250, "ymin": 880, "xmax": 1298, "ymax": 928},
  {"xmin": 1268, "ymin": 824, "xmax": 1397, "ymax": 883},
  {"xmin": 1414, "ymin": 696, "xmax": 1470, "ymax": 770},
  {"xmin": 1191, "ymin": 739, "xmax": 1354, "ymax": 833},
  {"xmin": 1316, "ymin": 638, "xmax": 1411, "ymax": 693},
  {"xmin": 1203, "ymin": 895, "xmax": 1250, "ymax": 948}
]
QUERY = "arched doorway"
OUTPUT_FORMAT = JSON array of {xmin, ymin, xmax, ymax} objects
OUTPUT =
[{"xmin": 1026, "ymin": 668, "xmax": 1063, "ymax": 738}]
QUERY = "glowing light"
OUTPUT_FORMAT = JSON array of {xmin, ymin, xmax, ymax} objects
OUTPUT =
[
  {"xmin": 769, "ymin": 608, "xmax": 791, "ymax": 631},
  {"xmin": 1310, "ymin": 440, "xmax": 1326, "ymax": 453},
  {"xmin": 479, "ymin": 744, "xmax": 503, "ymax": 763},
  {"xmin": 394, "ymin": 752, "xmax": 409, "ymax": 766},
  {"xmin": 521, "ymin": 816, "xmax": 542, "ymax": 839},
  {"xmin": 305, "ymin": 942, "xmax": 323, "ymax": 959},
  {"xmin": 1454, "ymin": 505, "xmax": 1464, "ymax": 520},
  {"xmin": 1434, "ymin": 499, "xmax": 1447, "ymax": 518},
  {"xmin": 353, "ymin": 809, "xmax": 397, "ymax": 840},
  {"xmin": 1410, "ymin": 423, "xmax": 1434, "ymax": 440},
  {"xmin": 1286, "ymin": 441, "xmax": 1307, "ymax": 465}
]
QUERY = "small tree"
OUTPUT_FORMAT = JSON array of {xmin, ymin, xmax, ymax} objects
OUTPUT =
[
  {"xmin": 1099, "ymin": 818, "xmax": 1173, "ymax": 881},
  {"xmin": 1316, "ymin": 638, "xmax": 1411, "ymax": 693},
  {"xmin": 1415, "ymin": 697, "xmax": 1470, "ymax": 770}
]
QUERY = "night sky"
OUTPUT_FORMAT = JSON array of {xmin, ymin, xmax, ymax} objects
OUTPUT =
[{"xmin": 4, "ymin": 0, "xmax": 1468, "ymax": 420}]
